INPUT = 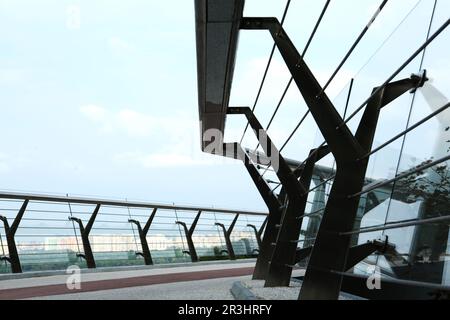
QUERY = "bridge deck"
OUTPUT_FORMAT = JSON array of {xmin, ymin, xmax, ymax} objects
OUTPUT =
[{"xmin": 0, "ymin": 261, "xmax": 256, "ymax": 300}]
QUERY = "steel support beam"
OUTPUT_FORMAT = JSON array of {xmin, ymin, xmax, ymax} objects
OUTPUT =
[
  {"xmin": 215, "ymin": 214, "xmax": 239, "ymax": 260},
  {"xmin": 223, "ymin": 142, "xmax": 282, "ymax": 279},
  {"xmin": 226, "ymin": 107, "xmax": 306, "ymax": 284},
  {"xmin": 69, "ymin": 204, "xmax": 101, "ymax": 269},
  {"xmin": 176, "ymin": 210, "xmax": 202, "ymax": 262},
  {"xmin": 247, "ymin": 216, "xmax": 268, "ymax": 250},
  {"xmin": 241, "ymin": 17, "xmax": 427, "ymax": 299},
  {"xmin": 0, "ymin": 200, "xmax": 28, "ymax": 273},
  {"xmin": 128, "ymin": 208, "xmax": 157, "ymax": 265}
]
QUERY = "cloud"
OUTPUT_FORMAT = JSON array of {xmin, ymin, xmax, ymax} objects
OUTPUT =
[
  {"xmin": 0, "ymin": 68, "xmax": 29, "ymax": 85},
  {"xmin": 80, "ymin": 104, "xmax": 240, "ymax": 168},
  {"xmin": 0, "ymin": 154, "xmax": 10, "ymax": 174},
  {"xmin": 114, "ymin": 150, "xmax": 237, "ymax": 169},
  {"xmin": 80, "ymin": 104, "xmax": 158, "ymax": 137},
  {"xmin": 108, "ymin": 36, "xmax": 135, "ymax": 55},
  {"xmin": 80, "ymin": 104, "xmax": 108, "ymax": 121}
]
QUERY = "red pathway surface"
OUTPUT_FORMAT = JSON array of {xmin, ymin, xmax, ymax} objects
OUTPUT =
[{"xmin": 0, "ymin": 266, "xmax": 254, "ymax": 300}]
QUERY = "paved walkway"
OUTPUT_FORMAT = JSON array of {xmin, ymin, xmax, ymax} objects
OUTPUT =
[{"xmin": 0, "ymin": 262, "xmax": 255, "ymax": 300}]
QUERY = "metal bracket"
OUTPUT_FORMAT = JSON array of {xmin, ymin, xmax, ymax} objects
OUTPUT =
[
  {"xmin": 215, "ymin": 214, "xmax": 240, "ymax": 260},
  {"xmin": 128, "ymin": 208, "xmax": 158, "ymax": 265},
  {"xmin": 0, "ymin": 200, "xmax": 28, "ymax": 273},
  {"xmin": 176, "ymin": 210, "xmax": 202, "ymax": 262},
  {"xmin": 69, "ymin": 204, "xmax": 101, "ymax": 269}
]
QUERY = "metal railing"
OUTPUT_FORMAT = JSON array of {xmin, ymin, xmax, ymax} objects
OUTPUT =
[{"xmin": 0, "ymin": 192, "xmax": 268, "ymax": 274}]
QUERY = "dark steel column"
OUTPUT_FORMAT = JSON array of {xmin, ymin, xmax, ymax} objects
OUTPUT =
[
  {"xmin": 69, "ymin": 204, "xmax": 101, "ymax": 269},
  {"xmin": 215, "ymin": 214, "xmax": 240, "ymax": 260},
  {"xmin": 223, "ymin": 142, "xmax": 281, "ymax": 279},
  {"xmin": 0, "ymin": 200, "xmax": 29, "ymax": 273},
  {"xmin": 226, "ymin": 107, "xmax": 306, "ymax": 283},
  {"xmin": 176, "ymin": 210, "xmax": 202, "ymax": 262},
  {"xmin": 247, "ymin": 216, "xmax": 267, "ymax": 250},
  {"xmin": 128, "ymin": 208, "xmax": 157, "ymax": 265}
]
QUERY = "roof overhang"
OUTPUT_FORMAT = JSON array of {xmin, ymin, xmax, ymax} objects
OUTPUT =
[{"xmin": 195, "ymin": 0, "xmax": 244, "ymax": 152}]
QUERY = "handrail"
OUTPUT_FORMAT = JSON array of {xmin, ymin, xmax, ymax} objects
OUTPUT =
[{"xmin": 0, "ymin": 192, "xmax": 268, "ymax": 217}]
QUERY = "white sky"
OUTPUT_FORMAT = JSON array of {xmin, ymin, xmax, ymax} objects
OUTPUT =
[{"xmin": 0, "ymin": 0, "xmax": 448, "ymax": 212}]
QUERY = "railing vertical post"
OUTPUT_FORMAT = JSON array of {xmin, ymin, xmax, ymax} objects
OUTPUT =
[
  {"xmin": 0, "ymin": 200, "xmax": 29, "ymax": 273},
  {"xmin": 176, "ymin": 210, "xmax": 202, "ymax": 262},
  {"xmin": 215, "ymin": 214, "xmax": 239, "ymax": 260},
  {"xmin": 128, "ymin": 208, "xmax": 157, "ymax": 265},
  {"xmin": 247, "ymin": 216, "xmax": 268, "ymax": 250},
  {"xmin": 69, "ymin": 204, "xmax": 101, "ymax": 269}
]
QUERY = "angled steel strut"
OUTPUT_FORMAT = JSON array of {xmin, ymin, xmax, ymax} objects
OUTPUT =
[
  {"xmin": 241, "ymin": 17, "xmax": 427, "ymax": 299},
  {"xmin": 266, "ymin": 145, "xmax": 330, "ymax": 287},
  {"xmin": 69, "ymin": 204, "xmax": 101, "ymax": 268},
  {"xmin": 215, "ymin": 214, "xmax": 240, "ymax": 260},
  {"xmin": 176, "ymin": 210, "xmax": 202, "ymax": 262},
  {"xmin": 128, "ymin": 208, "xmax": 157, "ymax": 265},
  {"xmin": 0, "ymin": 200, "xmax": 28, "ymax": 273},
  {"xmin": 223, "ymin": 142, "xmax": 282, "ymax": 278},
  {"xmin": 226, "ymin": 107, "xmax": 310, "ymax": 286}
]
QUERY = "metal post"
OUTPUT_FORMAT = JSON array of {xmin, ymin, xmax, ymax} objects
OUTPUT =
[
  {"xmin": 266, "ymin": 145, "xmax": 330, "ymax": 287},
  {"xmin": 0, "ymin": 200, "xmax": 28, "ymax": 273},
  {"xmin": 69, "ymin": 204, "xmax": 101, "ymax": 269},
  {"xmin": 215, "ymin": 214, "xmax": 240, "ymax": 260},
  {"xmin": 247, "ymin": 216, "xmax": 268, "ymax": 250},
  {"xmin": 226, "ymin": 107, "xmax": 306, "ymax": 283},
  {"xmin": 176, "ymin": 210, "xmax": 202, "ymax": 262},
  {"xmin": 128, "ymin": 208, "xmax": 157, "ymax": 265}
]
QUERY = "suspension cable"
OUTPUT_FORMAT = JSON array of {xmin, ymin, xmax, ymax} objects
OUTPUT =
[
  {"xmin": 252, "ymin": 0, "xmax": 331, "ymax": 153},
  {"xmin": 317, "ymin": 0, "xmax": 389, "ymax": 97},
  {"xmin": 239, "ymin": 0, "xmax": 292, "ymax": 145}
]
